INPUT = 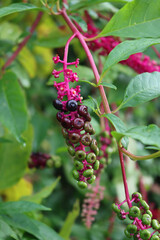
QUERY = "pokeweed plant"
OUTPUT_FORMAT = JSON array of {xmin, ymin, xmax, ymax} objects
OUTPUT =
[{"xmin": 0, "ymin": 0, "xmax": 160, "ymax": 239}]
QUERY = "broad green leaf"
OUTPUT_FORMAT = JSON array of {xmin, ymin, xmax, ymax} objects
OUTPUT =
[
  {"xmin": 0, "ymin": 137, "xmax": 12, "ymax": 143},
  {"xmin": 36, "ymin": 36, "xmax": 71, "ymax": 48},
  {"xmin": 101, "ymin": 38, "xmax": 160, "ymax": 78},
  {"xmin": 22, "ymin": 177, "xmax": 60, "ymax": 204},
  {"xmin": 118, "ymin": 72, "xmax": 160, "ymax": 109},
  {"xmin": 0, "ymin": 72, "xmax": 28, "ymax": 140},
  {"xmin": 0, "ymin": 22, "xmax": 22, "ymax": 42},
  {"xmin": 11, "ymin": 62, "xmax": 30, "ymax": 88},
  {"xmin": 0, "ymin": 124, "xmax": 33, "ymax": 190},
  {"xmin": 3, "ymin": 214, "xmax": 64, "ymax": 240},
  {"xmin": 78, "ymin": 79, "xmax": 96, "ymax": 87},
  {"xmin": 112, "ymin": 124, "xmax": 160, "ymax": 150},
  {"xmin": 98, "ymin": 0, "xmax": 160, "ymax": 38},
  {"xmin": 69, "ymin": 0, "xmax": 132, "ymax": 11},
  {"xmin": 99, "ymin": 82, "xmax": 117, "ymax": 90},
  {"xmin": 59, "ymin": 200, "xmax": 80, "ymax": 240},
  {"xmin": 0, "ymin": 201, "xmax": 50, "ymax": 215},
  {"xmin": 0, "ymin": 3, "xmax": 42, "ymax": 18},
  {"xmin": 0, "ymin": 218, "xmax": 17, "ymax": 240},
  {"xmin": 103, "ymin": 113, "xmax": 128, "ymax": 148}
]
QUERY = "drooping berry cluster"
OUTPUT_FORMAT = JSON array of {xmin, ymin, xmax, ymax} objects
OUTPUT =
[
  {"xmin": 52, "ymin": 55, "xmax": 100, "ymax": 189},
  {"xmin": 28, "ymin": 153, "xmax": 51, "ymax": 169},
  {"xmin": 112, "ymin": 192, "xmax": 160, "ymax": 240}
]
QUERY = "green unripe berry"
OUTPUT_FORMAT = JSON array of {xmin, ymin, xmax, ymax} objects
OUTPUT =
[
  {"xmin": 142, "ymin": 214, "xmax": 151, "ymax": 225},
  {"xmin": 133, "ymin": 234, "xmax": 139, "ymax": 240},
  {"xmin": 129, "ymin": 206, "xmax": 141, "ymax": 218},
  {"xmin": 140, "ymin": 230, "xmax": 151, "ymax": 240},
  {"xmin": 124, "ymin": 229, "xmax": 132, "ymax": 238},
  {"xmin": 75, "ymin": 150, "xmax": 86, "ymax": 161},
  {"xmin": 87, "ymin": 175, "xmax": 96, "ymax": 184},
  {"xmin": 83, "ymin": 169, "xmax": 93, "ymax": 178},
  {"xmin": 81, "ymin": 134, "xmax": 92, "ymax": 146},
  {"xmin": 150, "ymin": 235, "xmax": 159, "ymax": 240},
  {"xmin": 69, "ymin": 132, "xmax": 80, "ymax": 143},
  {"xmin": 86, "ymin": 152, "xmax": 96, "ymax": 163},
  {"xmin": 146, "ymin": 210, "xmax": 153, "ymax": 218},
  {"xmin": 93, "ymin": 146, "xmax": 99, "ymax": 155},
  {"xmin": 68, "ymin": 145, "xmax": 75, "ymax": 156},
  {"xmin": 132, "ymin": 192, "xmax": 142, "ymax": 201},
  {"xmin": 62, "ymin": 128, "xmax": 68, "ymax": 138},
  {"xmin": 140, "ymin": 200, "xmax": 149, "ymax": 210},
  {"xmin": 78, "ymin": 181, "xmax": 87, "ymax": 189},
  {"xmin": 100, "ymin": 157, "xmax": 106, "ymax": 164},
  {"xmin": 152, "ymin": 219, "xmax": 160, "ymax": 230},
  {"xmin": 99, "ymin": 150, "xmax": 103, "ymax": 156},
  {"xmin": 93, "ymin": 160, "xmax": 100, "ymax": 170},
  {"xmin": 74, "ymin": 160, "xmax": 83, "ymax": 170},
  {"xmin": 72, "ymin": 170, "xmax": 79, "ymax": 180},
  {"xmin": 46, "ymin": 159, "xmax": 54, "ymax": 168},
  {"xmin": 112, "ymin": 203, "xmax": 120, "ymax": 214},
  {"xmin": 117, "ymin": 212, "xmax": 125, "ymax": 220},
  {"xmin": 90, "ymin": 139, "xmax": 98, "ymax": 150},
  {"xmin": 127, "ymin": 224, "xmax": 138, "ymax": 234},
  {"xmin": 84, "ymin": 122, "xmax": 93, "ymax": 133}
]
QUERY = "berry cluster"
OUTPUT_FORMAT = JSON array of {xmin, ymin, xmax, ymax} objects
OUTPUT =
[
  {"xmin": 112, "ymin": 192, "xmax": 160, "ymax": 240},
  {"xmin": 28, "ymin": 153, "xmax": 51, "ymax": 169},
  {"xmin": 52, "ymin": 55, "xmax": 100, "ymax": 189}
]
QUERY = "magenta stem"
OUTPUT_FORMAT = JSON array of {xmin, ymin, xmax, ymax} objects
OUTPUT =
[
  {"xmin": 118, "ymin": 148, "xmax": 132, "ymax": 207},
  {"xmin": 1, "ymin": 11, "xmax": 43, "ymax": 73},
  {"xmin": 152, "ymin": 46, "xmax": 160, "ymax": 59}
]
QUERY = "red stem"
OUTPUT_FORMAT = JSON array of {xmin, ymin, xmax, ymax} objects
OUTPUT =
[
  {"xmin": 1, "ymin": 11, "xmax": 43, "ymax": 72},
  {"xmin": 152, "ymin": 46, "xmax": 160, "ymax": 59}
]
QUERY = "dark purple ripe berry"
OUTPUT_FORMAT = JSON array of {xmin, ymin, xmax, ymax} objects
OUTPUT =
[
  {"xmin": 81, "ymin": 134, "xmax": 92, "ymax": 146},
  {"xmin": 66, "ymin": 100, "xmax": 78, "ymax": 111},
  {"xmin": 78, "ymin": 105, "xmax": 88, "ymax": 117},
  {"xmin": 61, "ymin": 117, "xmax": 72, "ymax": 129},
  {"xmin": 52, "ymin": 99, "xmax": 63, "ymax": 110},
  {"xmin": 56, "ymin": 112, "xmax": 63, "ymax": 122},
  {"xmin": 73, "ymin": 118, "xmax": 84, "ymax": 129}
]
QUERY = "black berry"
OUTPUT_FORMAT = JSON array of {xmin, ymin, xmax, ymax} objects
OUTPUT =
[
  {"xmin": 78, "ymin": 105, "xmax": 88, "ymax": 116},
  {"xmin": 52, "ymin": 99, "xmax": 63, "ymax": 110},
  {"xmin": 73, "ymin": 118, "xmax": 84, "ymax": 129},
  {"xmin": 56, "ymin": 112, "xmax": 63, "ymax": 122},
  {"xmin": 61, "ymin": 117, "xmax": 72, "ymax": 129},
  {"xmin": 66, "ymin": 100, "xmax": 78, "ymax": 111}
]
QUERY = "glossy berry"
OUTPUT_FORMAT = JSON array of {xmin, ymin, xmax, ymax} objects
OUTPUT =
[
  {"xmin": 74, "ymin": 160, "xmax": 84, "ymax": 170},
  {"xmin": 61, "ymin": 117, "xmax": 72, "ymax": 129},
  {"xmin": 69, "ymin": 132, "xmax": 80, "ymax": 143},
  {"xmin": 78, "ymin": 105, "xmax": 88, "ymax": 116},
  {"xmin": 93, "ymin": 160, "xmax": 100, "ymax": 170},
  {"xmin": 84, "ymin": 122, "xmax": 93, "ymax": 133},
  {"xmin": 146, "ymin": 210, "xmax": 153, "ymax": 218},
  {"xmin": 152, "ymin": 219, "xmax": 160, "ymax": 230},
  {"xmin": 86, "ymin": 152, "xmax": 96, "ymax": 163},
  {"xmin": 78, "ymin": 181, "xmax": 87, "ymax": 189},
  {"xmin": 85, "ymin": 113, "xmax": 91, "ymax": 121},
  {"xmin": 132, "ymin": 192, "xmax": 142, "ymax": 202},
  {"xmin": 142, "ymin": 214, "xmax": 151, "ymax": 225},
  {"xmin": 127, "ymin": 224, "xmax": 138, "ymax": 234},
  {"xmin": 87, "ymin": 175, "xmax": 96, "ymax": 184},
  {"xmin": 66, "ymin": 100, "xmax": 78, "ymax": 111},
  {"xmin": 68, "ymin": 145, "xmax": 75, "ymax": 156},
  {"xmin": 72, "ymin": 169, "xmax": 79, "ymax": 180},
  {"xmin": 150, "ymin": 235, "xmax": 159, "ymax": 240},
  {"xmin": 129, "ymin": 206, "xmax": 141, "ymax": 218},
  {"xmin": 73, "ymin": 118, "xmax": 84, "ymax": 129},
  {"xmin": 53, "ymin": 99, "xmax": 63, "ymax": 110},
  {"xmin": 140, "ymin": 230, "xmax": 151, "ymax": 240},
  {"xmin": 62, "ymin": 128, "xmax": 68, "ymax": 138},
  {"xmin": 139, "ymin": 200, "xmax": 149, "ymax": 210},
  {"xmin": 75, "ymin": 150, "xmax": 86, "ymax": 161},
  {"xmin": 124, "ymin": 229, "xmax": 132, "ymax": 238},
  {"xmin": 83, "ymin": 169, "xmax": 93, "ymax": 178},
  {"xmin": 56, "ymin": 112, "xmax": 63, "ymax": 122},
  {"xmin": 81, "ymin": 134, "xmax": 92, "ymax": 146}
]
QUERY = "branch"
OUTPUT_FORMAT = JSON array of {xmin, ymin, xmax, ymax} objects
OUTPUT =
[{"xmin": 1, "ymin": 11, "xmax": 43, "ymax": 73}]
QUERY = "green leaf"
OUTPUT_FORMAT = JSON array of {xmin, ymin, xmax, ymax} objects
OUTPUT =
[
  {"xmin": 0, "ymin": 137, "xmax": 12, "ymax": 143},
  {"xmin": 11, "ymin": 62, "xmax": 30, "ymax": 88},
  {"xmin": 22, "ymin": 177, "xmax": 60, "ymax": 204},
  {"xmin": 98, "ymin": 0, "xmax": 160, "ymax": 38},
  {"xmin": 78, "ymin": 79, "xmax": 96, "ymax": 87},
  {"xmin": 59, "ymin": 200, "xmax": 80, "ymax": 240},
  {"xmin": 103, "ymin": 113, "xmax": 128, "ymax": 148},
  {"xmin": 0, "ymin": 201, "xmax": 50, "ymax": 215},
  {"xmin": 99, "ymin": 82, "xmax": 117, "ymax": 90},
  {"xmin": 70, "ymin": 16, "xmax": 87, "ymax": 32},
  {"xmin": 36, "ymin": 36, "xmax": 71, "ymax": 48},
  {"xmin": 112, "ymin": 124, "xmax": 160, "ymax": 150},
  {"xmin": 3, "ymin": 214, "xmax": 64, "ymax": 240},
  {"xmin": 0, "ymin": 72, "xmax": 28, "ymax": 140},
  {"xmin": 0, "ymin": 3, "xmax": 43, "ymax": 18},
  {"xmin": 70, "ymin": 0, "xmax": 132, "ymax": 11},
  {"xmin": 0, "ymin": 125, "xmax": 33, "ymax": 190},
  {"xmin": 0, "ymin": 217, "xmax": 18, "ymax": 240},
  {"xmin": 101, "ymin": 38, "xmax": 160, "ymax": 78},
  {"xmin": 118, "ymin": 72, "xmax": 160, "ymax": 109}
]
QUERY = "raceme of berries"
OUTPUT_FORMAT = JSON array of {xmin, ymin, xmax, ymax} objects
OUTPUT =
[
  {"xmin": 28, "ymin": 152, "xmax": 51, "ymax": 169},
  {"xmin": 112, "ymin": 192, "xmax": 160, "ymax": 240},
  {"xmin": 52, "ymin": 54, "xmax": 100, "ymax": 189}
]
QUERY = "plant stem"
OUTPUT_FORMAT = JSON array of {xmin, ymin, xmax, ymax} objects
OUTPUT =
[
  {"xmin": 121, "ymin": 147, "xmax": 160, "ymax": 161},
  {"xmin": 1, "ymin": 11, "xmax": 43, "ymax": 73},
  {"xmin": 152, "ymin": 46, "xmax": 160, "ymax": 59}
]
